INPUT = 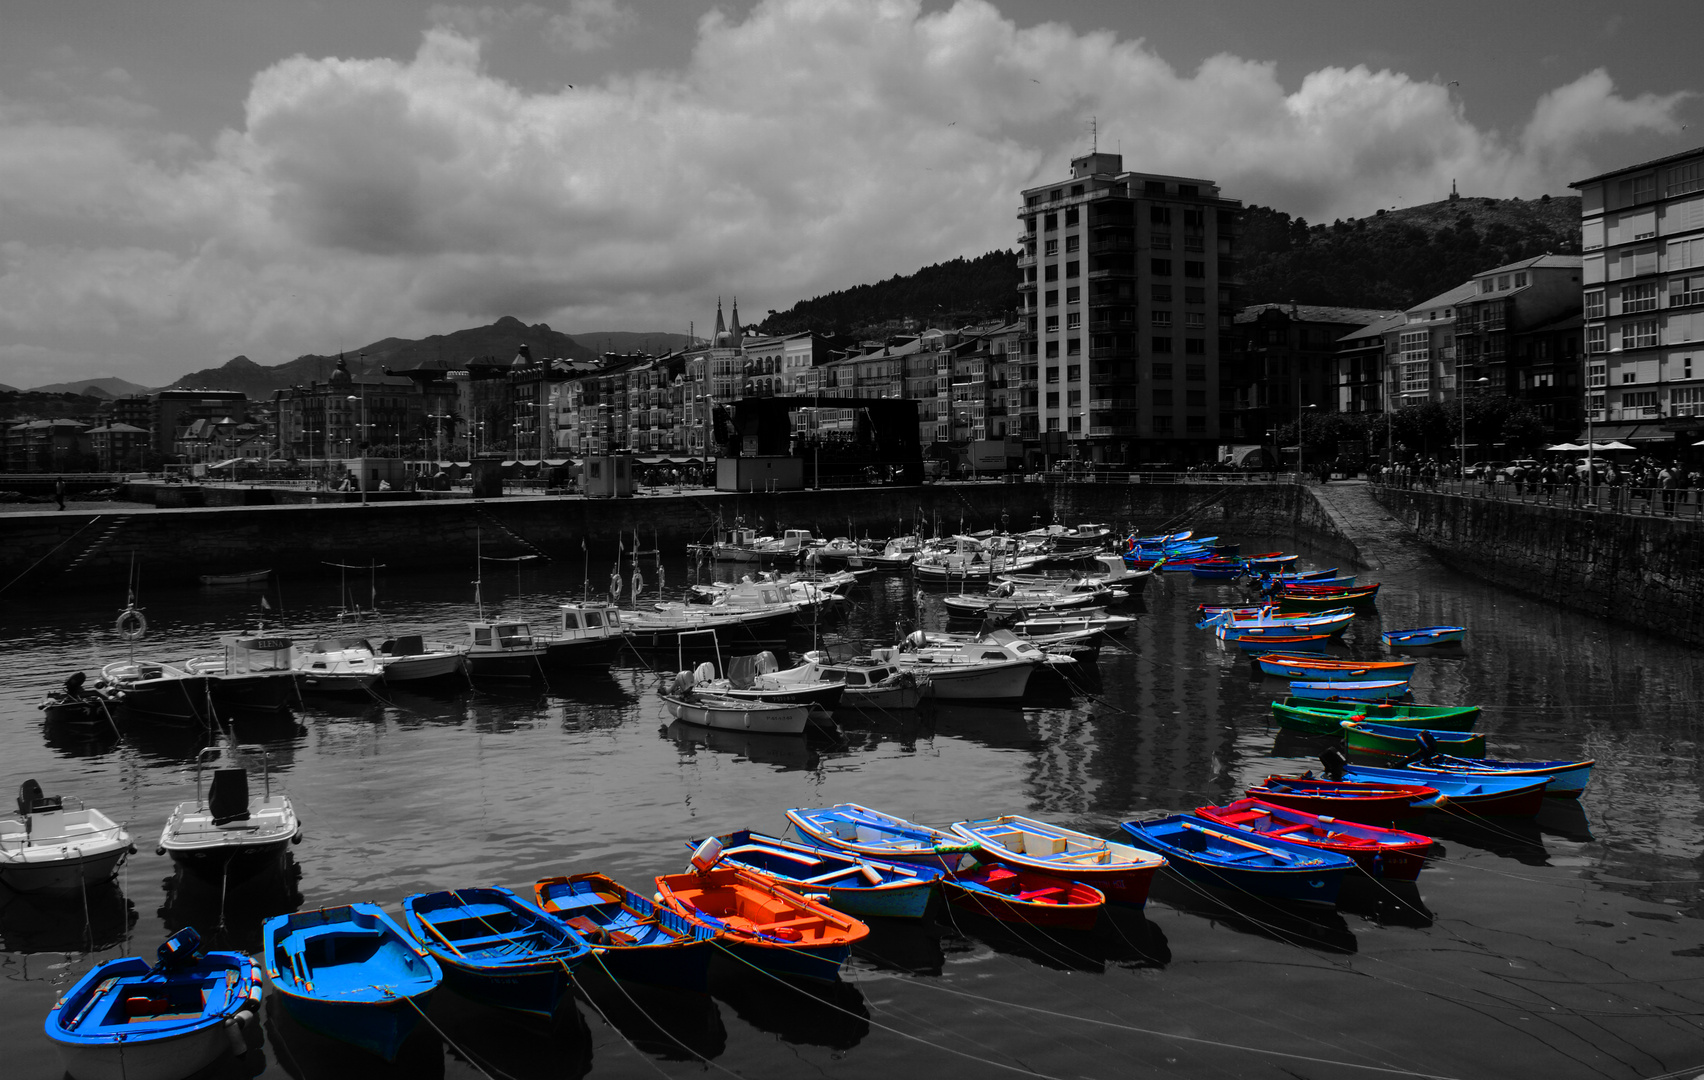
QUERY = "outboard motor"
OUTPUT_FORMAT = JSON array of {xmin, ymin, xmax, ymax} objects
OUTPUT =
[
  {"xmin": 1319, "ymin": 745, "xmax": 1348, "ymax": 782},
  {"xmin": 156, "ymin": 927, "xmax": 202, "ymax": 970},
  {"xmin": 1399, "ymin": 729, "xmax": 1440, "ymax": 765},
  {"xmin": 64, "ymin": 671, "xmax": 87, "ymax": 697}
]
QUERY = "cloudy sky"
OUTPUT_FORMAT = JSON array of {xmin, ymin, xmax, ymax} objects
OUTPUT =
[{"xmin": 1, "ymin": 0, "xmax": 1697, "ymax": 387}]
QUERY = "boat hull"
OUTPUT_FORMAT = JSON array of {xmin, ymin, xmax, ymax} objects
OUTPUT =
[
  {"xmin": 899, "ymin": 660, "xmax": 1032, "ymax": 701},
  {"xmin": 1402, "ymin": 758, "xmax": 1592, "ymax": 799},
  {"xmin": 206, "ymin": 674, "xmax": 297, "ymax": 714},
  {"xmin": 1382, "ymin": 627, "xmax": 1465, "ymax": 647},
  {"xmin": 541, "ymin": 635, "xmax": 626, "ymax": 669},
  {"xmin": 379, "ymin": 653, "xmax": 466, "ymax": 683},
  {"xmin": 465, "ymin": 648, "xmax": 550, "ymax": 680},
  {"xmin": 1196, "ymin": 800, "xmax": 1433, "ymax": 881},
  {"xmin": 1119, "ymin": 816, "xmax": 1352, "ymax": 906},
  {"xmin": 0, "ymin": 845, "xmax": 130, "ymax": 893},
  {"xmin": 1289, "ymin": 680, "xmax": 1411, "ymax": 702},
  {"xmin": 622, "ymin": 609, "xmax": 796, "ymax": 652},
  {"xmin": 1246, "ymin": 777, "xmax": 1438, "ymax": 824},
  {"xmin": 1270, "ymin": 698, "xmax": 1481, "ymax": 734},
  {"xmin": 534, "ymin": 874, "xmax": 717, "ymax": 993},
  {"xmin": 1341, "ymin": 722, "xmax": 1486, "ymax": 758},
  {"xmin": 1341, "ymin": 765, "xmax": 1548, "ymax": 817},
  {"xmin": 272, "ymin": 987, "xmax": 430, "ymax": 1062},
  {"xmin": 663, "ymin": 695, "xmax": 809, "ymax": 734},
  {"xmin": 654, "ymin": 868, "xmax": 866, "ymax": 982}
]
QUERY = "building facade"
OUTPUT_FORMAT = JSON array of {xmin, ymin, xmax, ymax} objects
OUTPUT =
[
  {"xmin": 1225, "ymin": 304, "xmax": 1398, "ymax": 443},
  {"xmin": 1573, "ymin": 147, "xmax": 1704, "ymax": 447},
  {"xmin": 1018, "ymin": 152, "xmax": 1242, "ymax": 464}
]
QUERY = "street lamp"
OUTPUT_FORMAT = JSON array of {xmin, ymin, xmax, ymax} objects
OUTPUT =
[
  {"xmin": 346, "ymin": 394, "xmax": 367, "ymax": 504},
  {"xmin": 1296, "ymin": 398, "xmax": 1317, "ymax": 481},
  {"xmin": 1457, "ymin": 367, "xmax": 1490, "ymax": 479}
]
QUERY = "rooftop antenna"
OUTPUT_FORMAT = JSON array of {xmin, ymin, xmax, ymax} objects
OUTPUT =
[{"xmin": 1090, "ymin": 115, "xmax": 1098, "ymax": 153}]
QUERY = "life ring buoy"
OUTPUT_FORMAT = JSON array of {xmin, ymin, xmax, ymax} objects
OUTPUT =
[{"xmin": 116, "ymin": 607, "xmax": 147, "ymax": 640}]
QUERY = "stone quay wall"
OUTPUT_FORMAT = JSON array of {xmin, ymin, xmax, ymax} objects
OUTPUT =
[{"xmin": 1373, "ymin": 486, "xmax": 1704, "ymax": 646}]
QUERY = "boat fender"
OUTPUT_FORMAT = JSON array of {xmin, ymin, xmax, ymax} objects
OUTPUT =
[
  {"xmin": 857, "ymin": 863, "xmax": 883, "ymax": 886},
  {"xmin": 127, "ymin": 844, "xmax": 138, "ymax": 855},
  {"xmin": 690, "ymin": 836, "xmax": 724, "ymax": 872},
  {"xmin": 155, "ymin": 845, "xmax": 166, "ymax": 856},
  {"xmin": 116, "ymin": 607, "xmax": 147, "ymax": 641},
  {"xmin": 291, "ymin": 828, "xmax": 303, "ymax": 845},
  {"xmin": 224, "ymin": 1010, "xmax": 252, "ymax": 1057},
  {"xmin": 693, "ymin": 661, "xmax": 716, "ymax": 684}
]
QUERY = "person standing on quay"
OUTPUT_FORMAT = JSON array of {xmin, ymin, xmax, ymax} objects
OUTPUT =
[
  {"xmin": 1660, "ymin": 464, "xmax": 1678, "ymax": 516},
  {"xmin": 54, "ymin": 477, "xmax": 65, "ymax": 510},
  {"xmin": 1566, "ymin": 464, "xmax": 1581, "ymax": 507}
]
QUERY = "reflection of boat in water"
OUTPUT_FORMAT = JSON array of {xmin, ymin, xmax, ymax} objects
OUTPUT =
[
  {"xmin": 1146, "ymin": 873, "xmax": 1357, "ymax": 954},
  {"xmin": 266, "ymin": 990, "xmax": 445, "ymax": 1080},
  {"xmin": 709, "ymin": 967, "xmax": 870, "ymax": 1050},
  {"xmin": 428, "ymin": 988, "xmax": 593, "ymax": 1080},
  {"xmin": 572, "ymin": 975, "xmax": 724, "ymax": 1062},
  {"xmin": 662, "ymin": 720, "xmax": 820, "ymax": 773},
  {"xmin": 159, "ymin": 850, "xmax": 304, "ymax": 954},
  {"xmin": 0, "ymin": 878, "xmax": 136, "ymax": 955},
  {"xmin": 927, "ymin": 703, "xmax": 1039, "ymax": 751}
]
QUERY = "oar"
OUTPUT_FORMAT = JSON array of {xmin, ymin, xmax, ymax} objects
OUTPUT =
[
  {"xmin": 1179, "ymin": 820, "xmax": 1297, "ymax": 862},
  {"xmin": 416, "ymin": 916, "xmax": 469, "ymax": 958}
]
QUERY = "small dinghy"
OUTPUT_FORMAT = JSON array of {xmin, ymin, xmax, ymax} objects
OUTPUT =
[
  {"xmin": 1195, "ymin": 798, "xmax": 1435, "ymax": 880},
  {"xmin": 1381, "ymin": 626, "xmax": 1465, "ymax": 648},
  {"xmin": 1340, "ymin": 720, "xmax": 1486, "ymax": 758},
  {"xmin": 686, "ymin": 829, "xmax": 941, "ymax": 919},
  {"xmin": 785, "ymin": 802, "xmax": 981, "ymax": 873},
  {"xmin": 1288, "ymin": 679, "xmax": 1411, "ymax": 702},
  {"xmin": 1, "ymin": 780, "xmax": 134, "ymax": 893},
  {"xmin": 534, "ymin": 873, "xmax": 718, "ymax": 992},
  {"xmin": 949, "ymin": 813, "xmax": 1166, "ymax": 907},
  {"xmin": 1255, "ymin": 656, "xmax": 1418, "ymax": 681},
  {"xmin": 1399, "ymin": 754, "xmax": 1594, "ymax": 799},
  {"xmin": 401, "ymin": 886, "xmax": 589, "ymax": 1018},
  {"xmin": 655, "ymin": 850, "xmax": 870, "ymax": 982},
  {"xmin": 37, "ymin": 672, "xmax": 119, "ymax": 726},
  {"xmin": 1119, "ymin": 814, "xmax": 1355, "ymax": 905},
  {"xmin": 1270, "ymin": 697, "xmax": 1480, "ymax": 734},
  {"xmin": 46, "ymin": 928, "xmax": 262, "ymax": 1080},
  {"xmin": 941, "ymin": 864, "xmax": 1106, "ymax": 930},
  {"xmin": 1339, "ymin": 763, "xmax": 1549, "ymax": 817},
  {"xmin": 1245, "ymin": 775, "xmax": 1439, "ymax": 824},
  {"xmin": 263, "ymin": 903, "xmax": 442, "ymax": 1061}
]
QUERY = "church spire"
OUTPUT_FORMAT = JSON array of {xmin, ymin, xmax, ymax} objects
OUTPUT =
[
  {"xmin": 730, "ymin": 296, "xmax": 742, "ymax": 347},
  {"xmin": 712, "ymin": 297, "xmax": 726, "ymax": 344}
]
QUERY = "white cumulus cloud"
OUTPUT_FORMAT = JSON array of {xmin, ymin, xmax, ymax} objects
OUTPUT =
[{"xmin": 0, "ymin": 0, "xmax": 1694, "ymax": 385}]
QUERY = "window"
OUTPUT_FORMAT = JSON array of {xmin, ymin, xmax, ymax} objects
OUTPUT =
[
  {"xmin": 1152, "ymin": 284, "xmax": 1172, "ymax": 302},
  {"xmin": 1623, "ymin": 283, "xmax": 1658, "ymax": 313},
  {"xmin": 1480, "ymin": 279, "xmax": 1495, "ymax": 294},
  {"xmin": 1045, "ymin": 341, "xmax": 1060, "ymax": 358},
  {"xmin": 1622, "ymin": 389, "xmax": 1658, "ymax": 409},
  {"xmin": 1627, "ymin": 246, "xmax": 1658, "ymax": 277},
  {"xmin": 1186, "ymin": 415, "xmax": 1206, "ymax": 432},
  {"xmin": 1152, "ymin": 311, "xmax": 1172, "ymax": 328},
  {"xmin": 1065, "ymin": 286, "xmax": 1080, "ymax": 304},
  {"xmin": 1150, "ymin": 206, "xmax": 1171, "ymax": 225},
  {"xmin": 1045, "ymin": 289, "xmax": 1058, "ymax": 307},
  {"xmin": 1067, "ymin": 338, "xmax": 1081, "ymax": 355},
  {"xmin": 1044, "ymin": 213, "xmax": 1057, "ymax": 231},
  {"xmin": 1045, "ymin": 316, "xmax": 1059, "ymax": 333},
  {"xmin": 1676, "ymin": 275, "xmax": 1704, "ymax": 306},
  {"xmin": 1669, "ymin": 162, "xmax": 1704, "ymax": 198},
  {"xmin": 1184, "ymin": 285, "xmax": 1204, "ymax": 303},
  {"xmin": 1046, "ymin": 417, "xmax": 1059, "ymax": 431},
  {"xmin": 1070, "ymin": 184, "xmax": 1083, "ymax": 196},
  {"xmin": 1153, "ymin": 389, "xmax": 1173, "ymax": 406},
  {"xmin": 1629, "ymin": 174, "xmax": 1657, "ymax": 204},
  {"xmin": 1067, "ymin": 390, "xmax": 1081, "ymax": 406},
  {"xmin": 1584, "ymin": 289, "xmax": 1605, "ymax": 319},
  {"xmin": 1187, "ymin": 389, "xmax": 1206, "ymax": 407},
  {"xmin": 1673, "ymin": 237, "xmax": 1704, "ymax": 270},
  {"xmin": 1066, "ymin": 365, "xmax": 1080, "ymax": 382},
  {"xmin": 1183, "ymin": 208, "xmax": 1204, "ymax": 229},
  {"xmin": 1044, "ymin": 239, "xmax": 1058, "ymax": 256},
  {"xmin": 1045, "ymin": 366, "xmax": 1059, "ymax": 382},
  {"xmin": 1496, "ymin": 274, "xmax": 1510, "ymax": 291},
  {"xmin": 1153, "ymin": 362, "xmax": 1173, "ymax": 380},
  {"xmin": 1067, "ymin": 416, "xmax": 1081, "ymax": 431},
  {"xmin": 1586, "ymin": 325, "xmax": 1607, "ymax": 354},
  {"xmin": 1622, "ymin": 320, "xmax": 1658, "ymax": 349},
  {"xmin": 1065, "ymin": 235, "xmax": 1079, "ymax": 253},
  {"xmin": 1186, "ymin": 363, "xmax": 1206, "ymax": 381},
  {"xmin": 1045, "ymin": 391, "xmax": 1059, "ymax": 407},
  {"xmin": 1066, "ymin": 312, "xmax": 1081, "ymax": 330},
  {"xmin": 1185, "ymin": 338, "xmax": 1206, "ymax": 355},
  {"xmin": 1049, "ymin": 189, "xmax": 1061, "ymax": 201},
  {"xmin": 1151, "ymin": 259, "xmax": 1172, "ymax": 276},
  {"xmin": 1185, "ymin": 311, "xmax": 1205, "ymax": 329},
  {"xmin": 1044, "ymin": 265, "xmax": 1058, "ymax": 282},
  {"xmin": 1588, "ymin": 361, "xmax": 1607, "ymax": 388},
  {"xmin": 1514, "ymin": 272, "xmax": 1528, "ymax": 287},
  {"xmin": 1065, "ymin": 261, "xmax": 1079, "ymax": 278},
  {"xmin": 1152, "ymin": 336, "xmax": 1173, "ymax": 353},
  {"xmin": 1144, "ymin": 181, "xmax": 1166, "ymax": 195},
  {"xmin": 1152, "ymin": 232, "xmax": 1173, "ymax": 250},
  {"xmin": 1064, "ymin": 208, "xmax": 1079, "ymax": 226},
  {"xmin": 1184, "ymin": 261, "xmax": 1205, "ymax": 278},
  {"xmin": 1152, "ymin": 415, "xmax": 1173, "ymax": 433}
]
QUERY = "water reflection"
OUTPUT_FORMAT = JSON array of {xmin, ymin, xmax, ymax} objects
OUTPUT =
[
  {"xmin": 432, "ymin": 990, "xmax": 594, "ymax": 1080},
  {"xmin": 1337, "ymin": 876, "xmax": 1434, "ymax": 928},
  {"xmin": 710, "ymin": 968, "xmax": 869, "ymax": 1049},
  {"xmin": 573, "ymin": 973, "xmax": 726, "ymax": 1062},
  {"xmin": 157, "ymin": 851, "xmax": 305, "ymax": 953},
  {"xmin": 852, "ymin": 916, "xmax": 948, "ymax": 976},
  {"xmin": 266, "ymin": 993, "xmax": 445, "ymax": 1080},
  {"xmin": 929, "ymin": 703, "xmax": 1042, "ymax": 751},
  {"xmin": 661, "ymin": 720, "xmax": 823, "ymax": 774},
  {"xmin": 0, "ymin": 880, "xmax": 137, "ymax": 955},
  {"xmin": 1148, "ymin": 874, "xmax": 1358, "ymax": 954}
]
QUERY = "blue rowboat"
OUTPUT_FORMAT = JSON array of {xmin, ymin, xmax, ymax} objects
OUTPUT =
[
  {"xmin": 1244, "ymin": 554, "xmax": 1299, "ymax": 570},
  {"xmin": 46, "ymin": 928, "xmax": 262, "ymax": 1080},
  {"xmin": 685, "ymin": 829, "xmax": 940, "ymax": 919},
  {"xmin": 1268, "ymin": 568, "xmax": 1343, "ymax": 582},
  {"xmin": 1118, "ymin": 815, "xmax": 1353, "ymax": 905},
  {"xmin": 1399, "ymin": 755, "xmax": 1595, "ymax": 799},
  {"xmin": 534, "ymin": 873, "xmax": 717, "ymax": 992},
  {"xmin": 263, "ymin": 903, "xmax": 441, "ymax": 1062},
  {"xmin": 401, "ymin": 886, "xmax": 588, "ymax": 1018},
  {"xmin": 1289, "ymin": 679, "xmax": 1411, "ymax": 702},
  {"xmin": 1189, "ymin": 563, "xmax": 1248, "ymax": 579},
  {"xmin": 1130, "ymin": 529, "xmax": 1194, "ymax": 546},
  {"xmin": 1233, "ymin": 632, "xmax": 1334, "ymax": 652},
  {"xmin": 1211, "ymin": 612, "xmax": 1355, "ymax": 637},
  {"xmin": 785, "ymin": 803, "xmax": 981, "ymax": 873},
  {"xmin": 1382, "ymin": 626, "xmax": 1466, "ymax": 648},
  {"xmin": 1340, "ymin": 764, "xmax": 1549, "ymax": 817}
]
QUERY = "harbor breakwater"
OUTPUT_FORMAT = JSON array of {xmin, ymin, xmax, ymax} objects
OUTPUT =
[
  {"xmin": 1373, "ymin": 486, "xmax": 1704, "ymax": 647},
  {"xmin": 0, "ymin": 480, "xmax": 1332, "ymax": 596}
]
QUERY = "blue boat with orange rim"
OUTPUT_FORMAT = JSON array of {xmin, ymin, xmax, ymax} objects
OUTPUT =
[
  {"xmin": 401, "ymin": 886, "xmax": 589, "ymax": 1018},
  {"xmin": 1119, "ymin": 814, "xmax": 1355, "ymax": 905},
  {"xmin": 534, "ymin": 872, "xmax": 718, "ymax": 991}
]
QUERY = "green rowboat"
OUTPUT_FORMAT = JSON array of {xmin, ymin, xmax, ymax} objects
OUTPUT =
[
  {"xmin": 1270, "ymin": 696, "xmax": 1481, "ymax": 735},
  {"xmin": 1340, "ymin": 720, "xmax": 1486, "ymax": 758}
]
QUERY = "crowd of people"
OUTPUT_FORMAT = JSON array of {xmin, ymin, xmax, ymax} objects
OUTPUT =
[{"xmin": 1377, "ymin": 456, "xmax": 1702, "ymax": 515}]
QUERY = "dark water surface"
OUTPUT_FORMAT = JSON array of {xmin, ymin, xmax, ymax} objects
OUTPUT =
[{"xmin": 4, "ymin": 534, "xmax": 1703, "ymax": 1080}]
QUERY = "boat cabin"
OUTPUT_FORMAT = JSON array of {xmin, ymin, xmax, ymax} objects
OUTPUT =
[
  {"xmin": 468, "ymin": 620, "xmax": 535, "ymax": 651},
  {"xmin": 556, "ymin": 603, "xmax": 624, "ymax": 638},
  {"xmin": 777, "ymin": 529, "xmax": 816, "ymax": 552}
]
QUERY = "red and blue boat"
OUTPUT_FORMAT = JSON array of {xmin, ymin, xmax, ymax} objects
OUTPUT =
[
  {"xmin": 1194, "ymin": 799, "xmax": 1434, "ymax": 880},
  {"xmin": 685, "ymin": 829, "xmax": 941, "ymax": 919},
  {"xmin": 653, "ymin": 864, "xmax": 869, "ymax": 982},
  {"xmin": 401, "ymin": 886, "xmax": 589, "ymax": 1018},
  {"xmin": 1246, "ymin": 775, "xmax": 1438, "ymax": 824},
  {"xmin": 1341, "ymin": 764, "xmax": 1548, "ymax": 817},
  {"xmin": 534, "ymin": 873, "xmax": 717, "ymax": 991},
  {"xmin": 940, "ymin": 864, "xmax": 1106, "ymax": 930},
  {"xmin": 949, "ymin": 813, "xmax": 1166, "ymax": 907}
]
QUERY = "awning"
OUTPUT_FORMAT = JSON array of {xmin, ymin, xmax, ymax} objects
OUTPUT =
[
  {"xmin": 1574, "ymin": 423, "xmax": 1676, "ymax": 443},
  {"xmin": 1545, "ymin": 442, "xmax": 1586, "ymax": 451},
  {"xmin": 543, "ymin": 458, "xmax": 569, "ymax": 466}
]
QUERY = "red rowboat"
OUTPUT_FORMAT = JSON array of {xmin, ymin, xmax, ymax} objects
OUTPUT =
[
  {"xmin": 1245, "ymin": 775, "xmax": 1438, "ymax": 824},
  {"xmin": 942, "ymin": 864, "xmax": 1105, "ymax": 930},
  {"xmin": 1195, "ymin": 798, "xmax": 1434, "ymax": 880}
]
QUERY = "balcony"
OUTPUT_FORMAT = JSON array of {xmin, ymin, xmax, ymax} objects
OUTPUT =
[
  {"xmin": 1087, "ymin": 266, "xmax": 1135, "ymax": 280},
  {"xmin": 1018, "ymin": 233, "xmax": 1035, "ymax": 247},
  {"xmin": 1088, "ymin": 425, "xmax": 1141, "ymax": 438},
  {"xmin": 1088, "ymin": 239, "xmax": 1134, "ymax": 255},
  {"xmin": 1016, "ymin": 254, "xmax": 1036, "ymax": 269},
  {"xmin": 1088, "ymin": 345, "xmax": 1127, "ymax": 359},
  {"xmin": 1017, "ymin": 280, "xmax": 1036, "ymax": 292}
]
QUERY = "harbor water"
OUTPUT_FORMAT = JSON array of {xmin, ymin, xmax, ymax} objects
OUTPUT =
[{"xmin": 3, "ymin": 534, "xmax": 1702, "ymax": 1080}]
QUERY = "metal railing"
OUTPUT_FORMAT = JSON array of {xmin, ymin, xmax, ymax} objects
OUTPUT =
[
  {"xmin": 1035, "ymin": 470, "xmax": 1300, "ymax": 485},
  {"xmin": 1378, "ymin": 476, "xmax": 1704, "ymax": 521}
]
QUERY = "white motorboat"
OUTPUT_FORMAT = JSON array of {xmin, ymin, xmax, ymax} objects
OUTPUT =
[
  {"xmin": 463, "ymin": 616, "xmax": 552, "ymax": 679},
  {"xmin": 291, "ymin": 637, "xmax": 385, "ymax": 694},
  {"xmin": 542, "ymin": 602, "xmax": 628, "ymax": 667},
  {"xmin": 695, "ymin": 577, "xmax": 846, "ymax": 618},
  {"xmin": 1011, "ymin": 608, "xmax": 1137, "ymax": 637},
  {"xmin": 0, "ymin": 781, "xmax": 134, "ymax": 892},
  {"xmin": 799, "ymin": 651, "xmax": 927, "ymax": 709},
  {"xmin": 692, "ymin": 653, "xmax": 847, "ymax": 709},
  {"xmin": 661, "ymin": 668, "xmax": 811, "ymax": 734},
  {"xmin": 100, "ymin": 659, "xmax": 210, "ymax": 723},
  {"xmin": 184, "ymin": 634, "xmax": 299, "ymax": 713},
  {"xmin": 864, "ymin": 535, "xmax": 919, "ymax": 570},
  {"xmin": 374, "ymin": 634, "xmax": 467, "ymax": 682},
  {"xmin": 869, "ymin": 631, "xmax": 1045, "ymax": 701},
  {"xmin": 158, "ymin": 747, "xmax": 301, "ymax": 876},
  {"xmin": 816, "ymin": 537, "xmax": 876, "ymax": 564},
  {"xmin": 1001, "ymin": 554, "xmax": 1152, "ymax": 595}
]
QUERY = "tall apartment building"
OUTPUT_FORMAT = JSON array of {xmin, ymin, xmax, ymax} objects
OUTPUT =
[
  {"xmin": 1017, "ymin": 152, "xmax": 1242, "ymax": 464},
  {"xmin": 1572, "ymin": 147, "xmax": 1704, "ymax": 447}
]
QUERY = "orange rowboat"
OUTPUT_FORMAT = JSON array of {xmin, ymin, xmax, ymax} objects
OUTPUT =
[{"xmin": 653, "ymin": 865, "xmax": 868, "ymax": 982}]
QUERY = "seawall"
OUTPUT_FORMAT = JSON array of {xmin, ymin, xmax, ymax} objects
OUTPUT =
[{"xmin": 1373, "ymin": 486, "xmax": 1704, "ymax": 646}]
